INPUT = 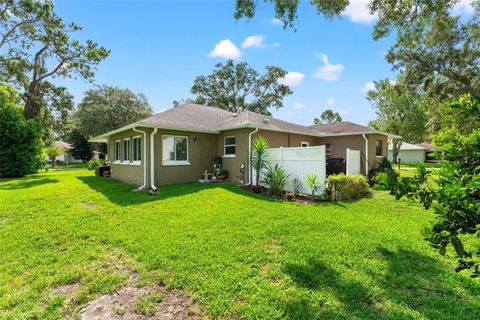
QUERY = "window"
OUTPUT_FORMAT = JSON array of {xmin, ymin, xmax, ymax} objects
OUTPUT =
[
  {"xmin": 325, "ymin": 144, "xmax": 332, "ymax": 159},
  {"xmin": 376, "ymin": 140, "xmax": 383, "ymax": 156},
  {"xmin": 224, "ymin": 136, "xmax": 236, "ymax": 156},
  {"xmin": 301, "ymin": 141, "xmax": 309, "ymax": 147},
  {"xmin": 123, "ymin": 138, "xmax": 130, "ymax": 162},
  {"xmin": 114, "ymin": 140, "xmax": 121, "ymax": 162},
  {"xmin": 162, "ymin": 135, "xmax": 188, "ymax": 165},
  {"xmin": 132, "ymin": 136, "xmax": 141, "ymax": 162}
]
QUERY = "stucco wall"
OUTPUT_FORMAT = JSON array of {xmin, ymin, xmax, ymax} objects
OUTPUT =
[{"xmin": 388, "ymin": 150, "xmax": 425, "ymax": 163}]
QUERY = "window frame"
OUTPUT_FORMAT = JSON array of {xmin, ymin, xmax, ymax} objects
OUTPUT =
[
  {"xmin": 162, "ymin": 135, "xmax": 190, "ymax": 166},
  {"xmin": 114, "ymin": 140, "xmax": 121, "ymax": 163},
  {"xmin": 132, "ymin": 135, "xmax": 142, "ymax": 165},
  {"xmin": 375, "ymin": 140, "xmax": 383, "ymax": 157},
  {"xmin": 301, "ymin": 141, "xmax": 309, "ymax": 147},
  {"xmin": 223, "ymin": 136, "xmax": 236, "ymax": 157},
  {"xmin": 122, "ymin": 138, "xmax": 131, "ymax": 163}
]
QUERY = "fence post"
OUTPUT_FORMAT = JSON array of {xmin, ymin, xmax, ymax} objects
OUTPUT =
[
  {"xmin": 346, "ymin": 148, "xmax": 350, "ymax": 175},
  {"xmin": 280, "ymin": 147, "xmax": 284, "ymax": 168}
]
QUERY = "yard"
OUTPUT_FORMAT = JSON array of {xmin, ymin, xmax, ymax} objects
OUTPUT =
[{"xmin": 1, "ymin": 171, "xmax": 479, "ymax": 319}]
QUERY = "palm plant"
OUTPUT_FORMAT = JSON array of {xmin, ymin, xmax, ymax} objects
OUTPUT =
[
  {"xmin": 251, "ymin": 136, "xmax": 269, "ymax": 187},
  {"xmin": 262, "ymin": 164, "xmax": 290, "ymax": 197},
  {"xmin": 306, "ymin": 172, "xmax": 320, "ymax": 199},
  {"xmin": 46, "ymin": 146, "xmax": 64, "ymax": 167}
]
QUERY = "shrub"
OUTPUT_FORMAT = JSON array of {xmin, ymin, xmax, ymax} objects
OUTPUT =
[
  {"xmin": 68, "ymin": 129, "xmax": 93, "ymax": 162},
  {"xmin": 0, "ymin": 85, "xmax": 44, "ymax": 177},
  {"xmin": 262, "ymin": 164, "xmax": 289, "ymax": 197},
  {"xmin": 87, "ymin": 159, "xmax": 103, "ymax": 170},
  {"xmin": 328, "ymin": 174, "xmax": 371, "ymax": 201},
  {"xmin": 305, "ymin": 173, "xmax": 321, "ymax": 199},
  {"xmin": 292, "ymin": 176, "xmax": 302, "ymax": 195},
  {"xmin": 284, "ymin": 192, "xmax": 295, "ymax": 201}
]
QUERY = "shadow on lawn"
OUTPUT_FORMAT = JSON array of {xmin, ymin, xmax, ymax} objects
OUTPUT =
[
  {"xmin": 281, "ymin": 248, "xmax": 480, "ymax": 319},
  {"xmin": 77, "ymin": 176, "xmax": 277, "ymax": 206},
  {"xmin": 0, "ymin": 177, "xmax": 59, "ymax": 190}
]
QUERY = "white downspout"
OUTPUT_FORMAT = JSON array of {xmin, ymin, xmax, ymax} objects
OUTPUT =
[
  {"xmin": 362, "ymin": 134, "xmax": 369, "ymax": 175},
  {"xmin": 150, "ymin": 128, "xmax": 158, "ymax": 191},
  {"xmin": 247, "ymin": 128, "xmax": 259, "ymax": 185},
  {"xmin": 133, "ymin": 127, "xmax": 147, "ymax": 190}
]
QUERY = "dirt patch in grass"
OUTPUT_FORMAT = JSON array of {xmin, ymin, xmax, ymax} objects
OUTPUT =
[
  {"xmin": 51, "ymin": 281, "xmax": 81, "ymax": 296},
  {"xmin": 80, "ymin": 201, "xmax": 96, "ymax": 209},
  {"xmin": 79, "ymin": 273, "xmax": 203, "ymax": 319}
]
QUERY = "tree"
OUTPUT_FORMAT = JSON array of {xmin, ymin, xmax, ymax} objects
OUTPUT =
[
  {"xmin": 251, "ymin": 136, "xmax": 269, "ymax": 188},
  {"xmin": 393, "ymin": 95, "xmax": 480, "ymax": 277},
  {"xmin": 367, "ymin": 78, "xmax": 427, "ymax": 162},
  {"xmin": 314, "ymin": 109, "xmax": 342, "ymax": 125},
  {"xmin": 68, "ymin": 129, "xmax": 92, "ymax": 163},
  {"xmin": 191, "ymin": 60, "xmax": 292, "ymax": 115},
  {"xmin": 45, "ymin": 145, "xmax": 63, "ymax": 167},
  {"xmin": 0, "ymin": 84, "xmax": 43, "ymax": 177},
  {"xmin": 74, "ymin": 85, "xmax": 153, "ymax": 138},
  {"xmin": 0, "ymin": 0, "xmax": 109, "ymax": 120}
]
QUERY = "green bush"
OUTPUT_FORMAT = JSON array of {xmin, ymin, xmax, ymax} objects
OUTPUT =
[
  {"xmin": 87, "ymin": 159, "xmax": 103, "ymax": 170},
  {"xmin": 328, "ymin": 174, "xmax": 371, "ymax": 201},
  {"xmin": 0, "ymin": 85, "xmax": 44, "ymax": 177},
  {"xmin": 262, "ymin": 164, "xmax": 289, "ymax": 197}
]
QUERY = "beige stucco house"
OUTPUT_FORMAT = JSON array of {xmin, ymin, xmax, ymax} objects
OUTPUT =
[{"xmin": 90, "ymin": 103, "xmax": 396, "ymax": 189}]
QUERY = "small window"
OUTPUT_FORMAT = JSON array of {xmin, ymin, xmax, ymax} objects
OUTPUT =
[
  {"xmin": 123, "ymin": 138, "xmax": 130, "ymax": 161},
  {"xmin": 132, "ymin": 136, "xmax": 141, "ymax": 162},
  {"xmin": 325, "ymin": 144, "xmax": 332, "ymax": 159},
  {"xmin": 163, "ymin": 135, "xmax": 189, "ymax": 165},
  {"xmin": 114, "ymin": 140, "xmax": 121, "ymax": 161},
  {"xmin": 301, "ymin": 141, "xmax": 309, "ymax": 147},
  {"xmin": 224, "ymin": 136, "xmax": 236, "ymax": 156},
  {"xmin": 376, "ymin": 140, "xmax": 383, "ymax": 156}
]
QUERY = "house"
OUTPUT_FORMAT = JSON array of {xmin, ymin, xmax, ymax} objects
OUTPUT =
[
  {"xmin": 46, "ymin": 140, "xmax": 101, "ymax": 164},
  {"xmin": 387, "ymin": 142, "xmax": 427, "ymax": 163},
  {"xmin": 388, "ymin": 142, "xmax": 440, "ymax": 163},
  {"xmin": 90, "ymin": 103, "xmax": 398, "ymax": 189}
]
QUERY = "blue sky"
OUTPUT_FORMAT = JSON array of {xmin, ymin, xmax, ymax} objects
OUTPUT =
[{"xmin": 53, "ymin": 0, "xmax": 472, "ymax": 126}]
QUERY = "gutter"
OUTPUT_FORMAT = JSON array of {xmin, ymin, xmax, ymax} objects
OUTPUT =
[
  {"xmin": 132, "ymin": 127, "xmax": 147, "ymax": 190},
  {"xmin": 150, "ymin": 128, "xmax": 158, "ymax": 191},
  {"xmin": 247, "ymin": 128, "xmax": 259, "ymax": 185},
  {"xmin": 362, "ymin": 134, "xmax": 369, "ymax": 175}
]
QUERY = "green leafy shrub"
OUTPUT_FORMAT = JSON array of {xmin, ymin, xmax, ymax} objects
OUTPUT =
[
  {"xmin": 262, "ymin": 164, "xmax": 289, "ymax": 197},
  {"xmin": 0, "ymin": 85, "xmax": 43, "ymax": 177},
  {"xmin": 87, "ymin": 159, "xmax": 103, "ymax": 170},
  {"xmin": 328, "ymin": 174, "xmax": 371, "ymax": 201},
  {"xmin": 305, "ymin": 172, "xmax": 321, "ymax": 199}
]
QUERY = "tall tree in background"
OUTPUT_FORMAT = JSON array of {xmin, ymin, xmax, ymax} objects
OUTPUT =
[
  {"xmin": 68, "ymin": 129, "xmax": 92, "ymax": 163},
  {"xmin": 0, "ymin": 0, "xmax": 109, "ymax": 120},
  {"xmin": 191, "ymin": 60, "xmax": 292, "ymax": 115},
  {"xmin": 367, "ymin": 78, "xmax": 427, "ymax": 162},
  {"xmin": 314, "ymin": 109, "xmax": 342, "ymax": 125},
  {"xmin": 74, "ymin": 85, "xmax": 153, "ymax": 138}
]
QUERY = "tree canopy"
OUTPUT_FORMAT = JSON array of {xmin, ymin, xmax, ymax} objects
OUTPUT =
[
  {"xmin": 314, "ymin": 109, "xmax": 342, "ymax": 125},
  {"xmin": 0, "ymin": 0, "xmax": 109, "ymax": 120},
  {"xmin": 367, "ymin": 78, "xmax": 427, "ymax": 162},
  {"xmin": 190, "ymin": 60, "xmax": 292, "ymax": 115},
  {"xmin": 74, "ymin": 85, "xmax": 153, "ymax": 138}
]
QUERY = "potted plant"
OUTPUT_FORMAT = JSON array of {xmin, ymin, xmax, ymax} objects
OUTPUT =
[
  {"xmin": 213, "ymin": 156, "xmax": 222, "ymax": 165},
  {"xmin": 216, "ymin": 168, "xmax": 228, "ymax": 180}
]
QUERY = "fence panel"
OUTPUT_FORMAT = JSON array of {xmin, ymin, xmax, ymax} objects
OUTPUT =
[{"xmin": 346, "ymin": 148, "xmax": 361, "ymax": 175}]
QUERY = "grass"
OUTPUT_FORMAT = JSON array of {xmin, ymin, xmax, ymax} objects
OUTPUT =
[
  {"xmin": 396, "ymin": 161, "xmax": 443, "ymax": 169},
  {"xmin": 52, "ymin": 162, "xmax": 88, "ymax": 169},
  {"xmin": 1, "ymin": 170, "xmax": 479, "ymax": 319}
]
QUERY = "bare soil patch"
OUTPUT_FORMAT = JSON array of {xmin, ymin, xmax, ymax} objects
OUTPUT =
[{"xmin": 80, "ymin": 201, "xmax": 96, "ymax": 209}]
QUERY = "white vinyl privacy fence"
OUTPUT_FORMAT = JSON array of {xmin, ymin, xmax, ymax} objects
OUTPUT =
[
  {"xmin": 252, "ymin": 146, "xmax": 326, "ymax": 194},
  {"xmin": 346, "ymin": 148, "xmax": 361, "ymax": 175}
]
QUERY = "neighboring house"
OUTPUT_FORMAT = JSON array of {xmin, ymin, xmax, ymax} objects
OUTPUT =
[
  {"xmin": 46, "ymin": 140, "xmax": 100, "ymax": 164},
  {"xmin": 387, "ymin": 142, "xmax": 427, "ymax": 163},
  {"xmin": 90, "ymin": 103, "xmax": 398, "ymax": 189}
]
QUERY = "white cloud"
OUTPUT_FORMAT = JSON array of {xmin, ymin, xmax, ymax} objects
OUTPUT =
[
  {"xmin": 453, "ymin": 0, "xmax": 475, "ymax": 15},
  {"xmin": 209, "ymin": 39, "xmax": 242, "ymax": 60},
  {"xmin": 313, "ymin": 54, "xmax": 345, "ymax": 81},
  {"xmin": 342, "ymin": 0, "xmax": 377, "ymax": 24},
  {"xmin": 363, "ymin": 82, "xmax": 376, "ymax": 92},
  {"xmin": 293, "ymin": 102, "xmax": 305, "ymax": 110},
  {"xmin": 270, "ymin": 18, "xmax": 282, "ymax": 25},
  {"xmin": 327, "ymin": 98, "xmax": 335, "ymax": 106},
  {"xmin": 280, "ymin": 72, "xmax": 305, "ymax": 87},
  {"xmin": 271, "ymin": 42, "xmax": 281, "ymax": 48},
  {"xmin": 242, "ymin": 35, "xmax": 267, "ymax": 48}
]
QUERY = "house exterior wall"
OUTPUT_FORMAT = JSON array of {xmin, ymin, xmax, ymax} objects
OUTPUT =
[{"xmin": 388, "ymin": 149, "xmax": 425, "ymax": 163}]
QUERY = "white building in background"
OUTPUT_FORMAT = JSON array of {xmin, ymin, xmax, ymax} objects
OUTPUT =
[{"xmin": 388, "ymin": 142, "xmax": 427, "ymax": 163}]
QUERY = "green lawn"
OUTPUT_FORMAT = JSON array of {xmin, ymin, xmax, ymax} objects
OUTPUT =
[{"xmin": 1, "ymin": 171, "xmax": 479, "ymax": 319}]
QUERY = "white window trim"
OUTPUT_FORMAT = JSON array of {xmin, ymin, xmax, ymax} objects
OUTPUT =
[
  {"xmin": 122, "ymin": 138, "xmax": 131, "ymax": 162},
  {"xmin": 114, "ymin": 140, "xmax": 121, "ymax": 162},
  {"xmin": 132, "ymin": 135, "xmax": 142, "ymax": 163},
  {"xmin": 301, "ymin": 141, "xmax": 309, "ymax": 147},
  {"xmin": 162, "ymin": 135, "xmax": 190, "ymax": 166},
  {"xmin": 224, "ymin": 136, "xmax": 236, "ymax": 157}
]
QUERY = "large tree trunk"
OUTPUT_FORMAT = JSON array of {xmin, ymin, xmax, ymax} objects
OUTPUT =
[
  {"xmin": 392, "ymin": 140, "xmax": 403, "ymax": 163},
  {"xmin": 24, "ymin": 81, "xmax": 41, "ymax": 119}
]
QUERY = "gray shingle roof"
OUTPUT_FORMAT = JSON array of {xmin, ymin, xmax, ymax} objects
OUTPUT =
[{"xmin": 309, "ymin": 121, "xmax": 377, "ymax": 135}]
